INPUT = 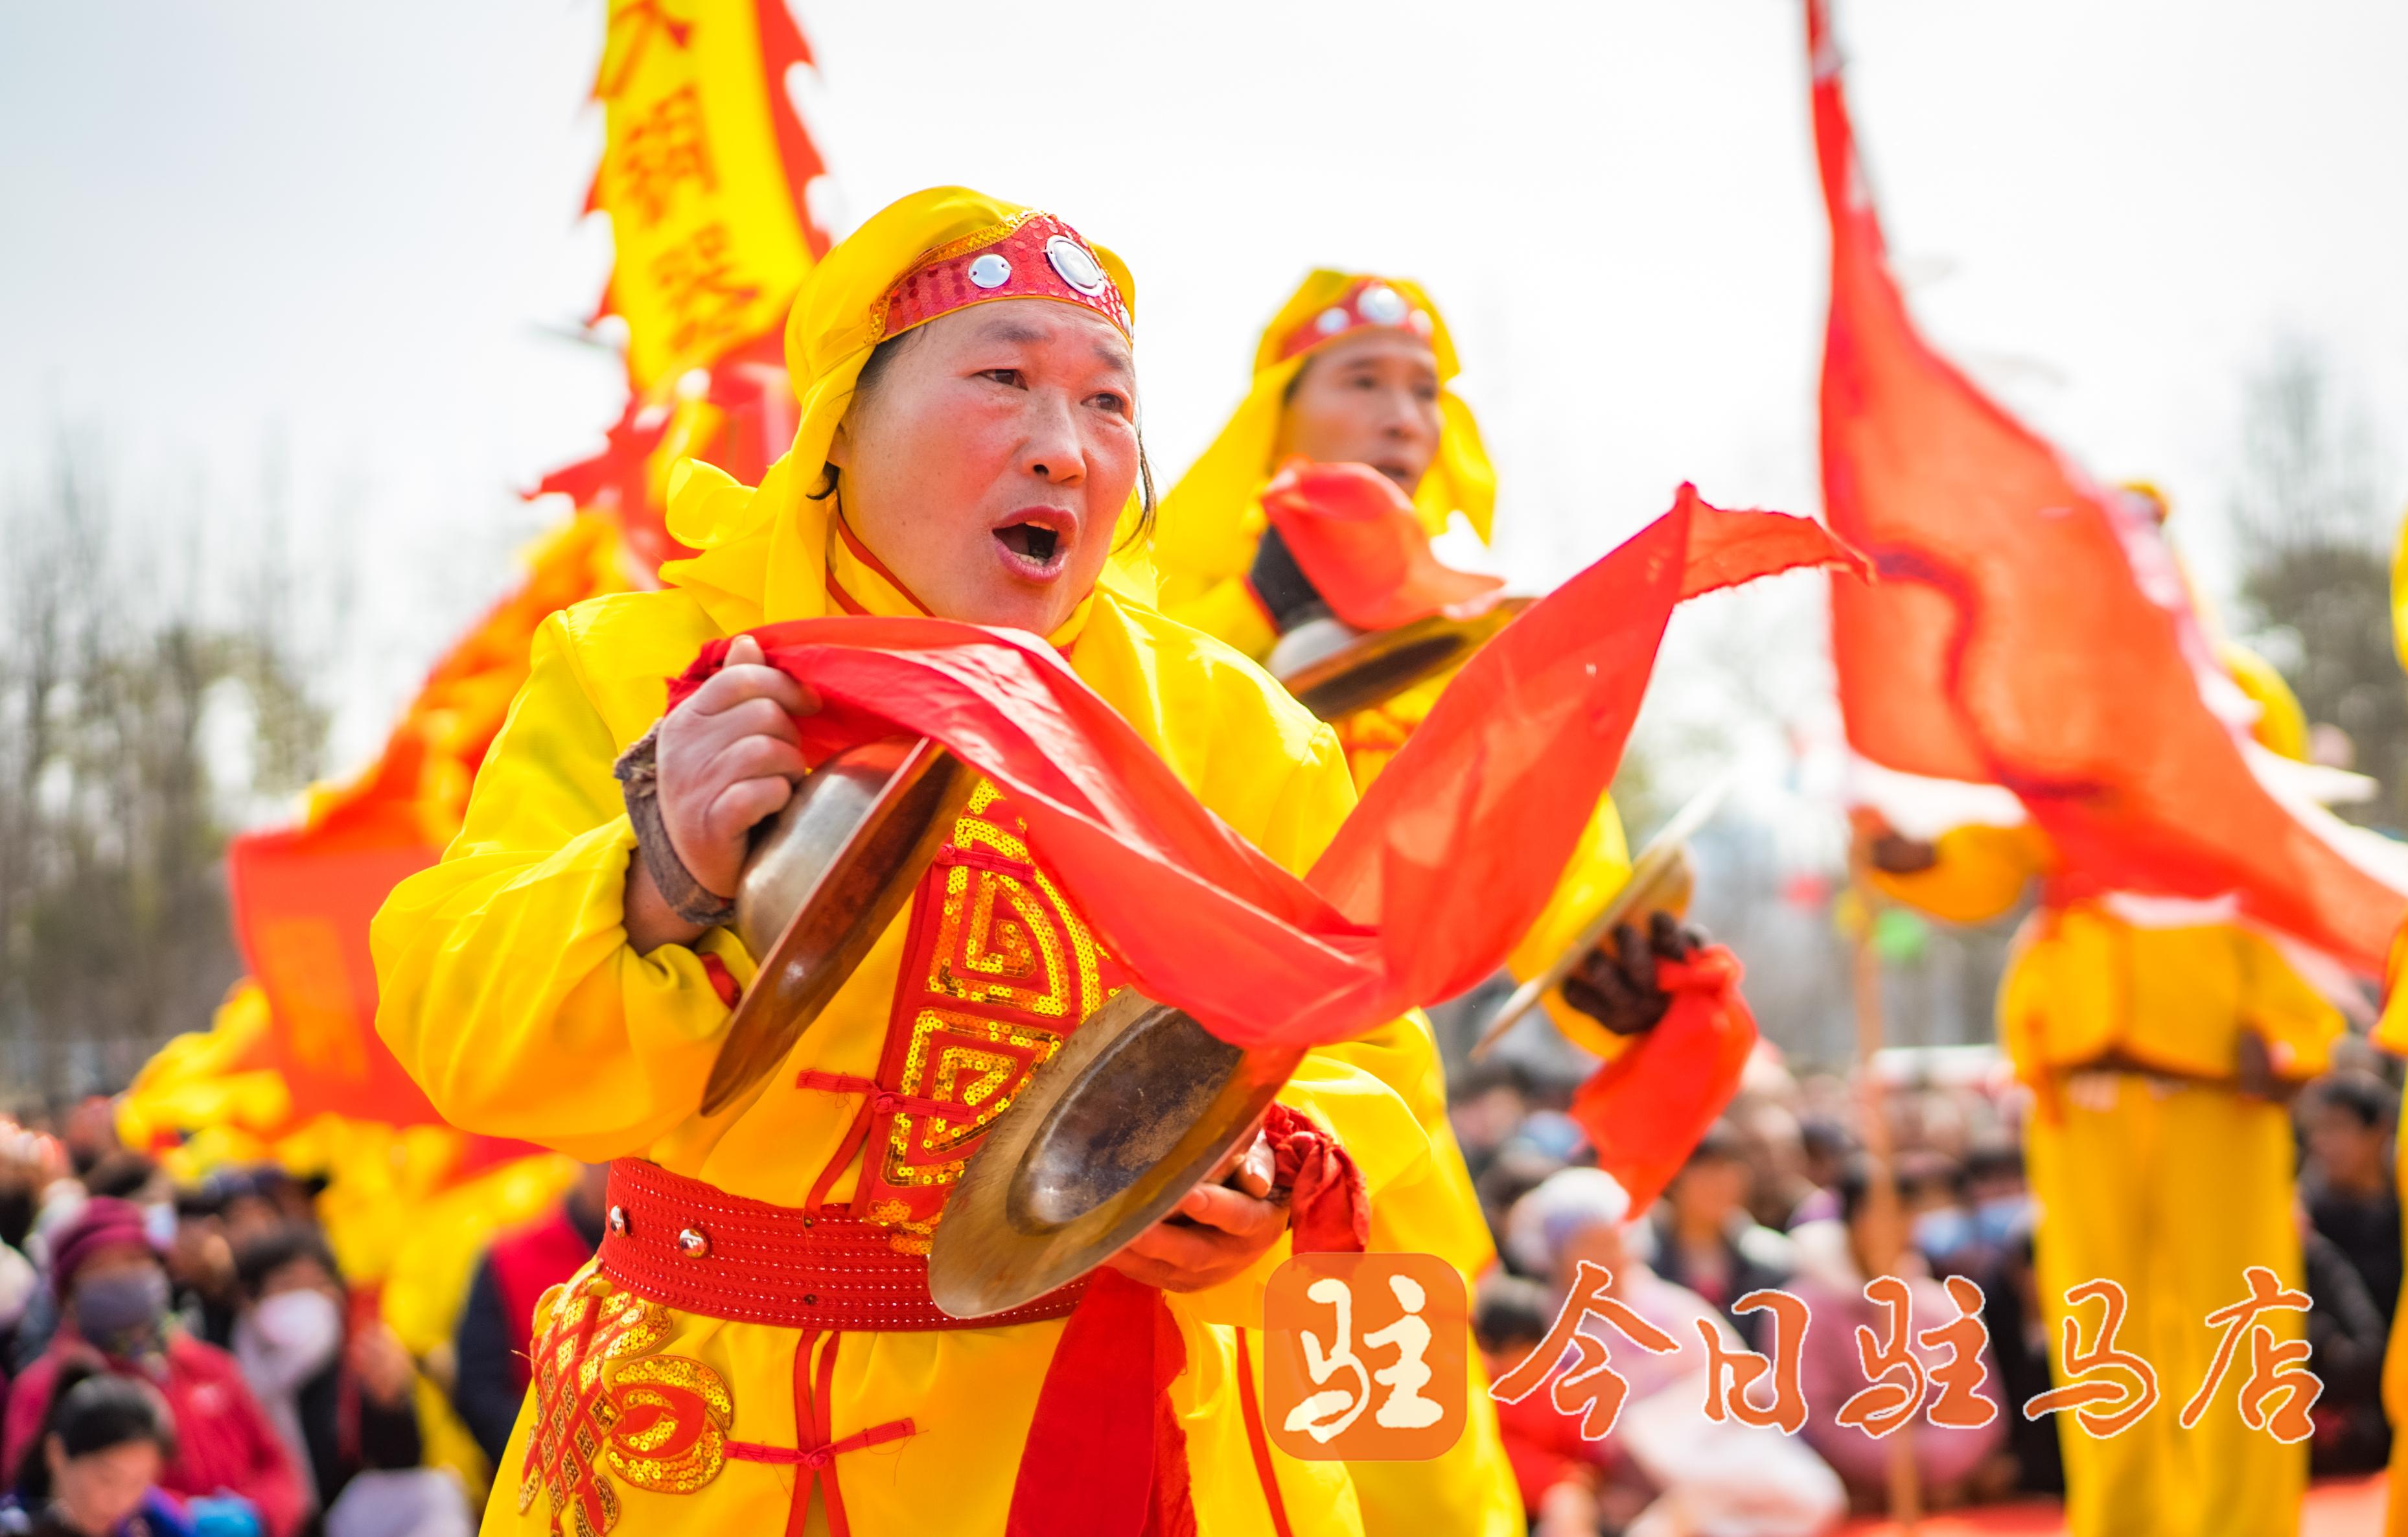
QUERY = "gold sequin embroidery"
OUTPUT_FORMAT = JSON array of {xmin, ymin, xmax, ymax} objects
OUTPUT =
[
  {"xmin": 880, "ymin": 1009, "xmax": 1064, "ymax": 1188},
  {"xmin": 519, "ymin": 1277, "xmax": 734, "ymax": 1535},
  {"xmin": 856, "ymin": 782, "xmax": 1118, "ymax": 1252}
]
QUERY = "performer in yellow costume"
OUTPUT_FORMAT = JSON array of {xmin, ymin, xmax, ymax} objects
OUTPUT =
[
  {"xmin": 1864, "ymin": 648, "xmax": 2338, "ymax": 1537},
  {"xmin": 373, "ymin": 188, "xmax": 1453, "ymax": 1536},
  {"xmin": 2374, "ymin": 505, "xmax": 2408, "ymax": 1537},
  {"xmin": 1155, "ymin": 272, "xmax": 1663, "ymax": 1537}
]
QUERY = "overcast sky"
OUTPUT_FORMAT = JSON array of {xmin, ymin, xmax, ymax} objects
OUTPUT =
[{"xmin": 4, "ymin": 0, "xmax": 2404, "ymax": 777}]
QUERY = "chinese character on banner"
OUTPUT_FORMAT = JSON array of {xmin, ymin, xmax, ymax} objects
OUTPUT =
[
  {"xmin": 592, "ymin": 0, "xmax": 834, "ymax": 391},
  {"xmin": 2026, "ymin": 1279, "xmax": 2161, "ymax": 1436},
  {"xmin": 651, "ymin": 223, "xmax": 762, "ymax": 360},
  {"xmin": 1263, "ymin": 1254, "xmax": 1467, "ymax": 1462},
  {"xmin": 1698, "ymin": 1288, "xmax": 1811, "ymax": 1434},
  {"xmin": 616, "ymin": 82, "xmax": 718, "ymax": 228},
  {"xmin": 1487, "ymin": 1260, "xmax": 1680, "ymax": 1441},
  {"xmin": 2180, "ymin": 1266, "xmax": 2321, "ymax": 1444}
]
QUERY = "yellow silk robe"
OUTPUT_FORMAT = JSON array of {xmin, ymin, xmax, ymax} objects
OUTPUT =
[{"xmin": 372, "ymin": 572, "xmax": 1442, "ymax": 1536}]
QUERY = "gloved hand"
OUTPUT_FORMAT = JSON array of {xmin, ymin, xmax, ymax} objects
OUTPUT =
[{"xmin": 1562, "ymin": 910, "xmax": 1706, "ymax": 1035}]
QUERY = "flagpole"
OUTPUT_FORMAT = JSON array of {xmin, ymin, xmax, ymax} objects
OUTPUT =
[{"xmin": 1848, "ymin": 846, "xmax": 1922, "ymax": 1533}]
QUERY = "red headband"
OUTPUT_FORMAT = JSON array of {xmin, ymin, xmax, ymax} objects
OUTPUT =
[
  {"xmin": 878, "ymin": 213, "xmax": 1131, "ymax": 343},
  {"xmin": 1274, "ymin": 276, "xmax": 1436, "ymax": 364}
]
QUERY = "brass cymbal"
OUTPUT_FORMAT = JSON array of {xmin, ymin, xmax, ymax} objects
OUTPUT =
[
  {"xmin": 700, "ymin": 737, "xmax": 976, "ymax": 1116},
  {"xmin": 1268, "ymin": 597, "xmax": 1534, "ymax": 721},
  {"xmin": 1470, "ymin": 773, "xmax": 1733, "ymax": 1060},
  {"xmin": 928, "ymin": 989, "xmax": 1308, "ymax": 1319}
]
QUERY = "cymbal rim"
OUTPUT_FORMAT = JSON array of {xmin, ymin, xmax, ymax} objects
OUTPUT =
[
  {"xmin": 699, "ymin": 738, "xmax": 975, "ymax": 1116},
  {"xmin": 928, "ymin": 991, "xmax": 1306, "ymax": 1319},
  {"xmin": 1272, "ymin": 598, "xmax": 1532, "ymax": 721}
]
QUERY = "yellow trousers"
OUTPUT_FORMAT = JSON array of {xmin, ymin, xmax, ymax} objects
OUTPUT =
[
  {"xmin": 2383, "ymin": 1134, "xmax": 2408, "ymax": 1536},
  {"xmin": 2028, "ymin": 1074, "xmax": 2306, "ymax": 1537}
]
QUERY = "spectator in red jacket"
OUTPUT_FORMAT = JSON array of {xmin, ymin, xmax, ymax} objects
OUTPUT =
[
  {"xmin": 449, "ymin": 1165, "xmax": 605, "ymax": 1467},
  {"xmin": 1, "ymin": 1200, "xmax": 303, "ymax": 1537}
]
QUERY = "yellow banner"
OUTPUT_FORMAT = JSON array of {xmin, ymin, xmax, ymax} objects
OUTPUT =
[{"xmin": 595, "ymin": 0, "xmax": 831, "ymax": 390}]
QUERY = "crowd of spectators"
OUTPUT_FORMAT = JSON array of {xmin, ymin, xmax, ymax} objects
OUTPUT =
[
  {"xmin": 0, "ymin": 1032, "xmax": 2389, "ymax": 1536},
  {"xmin": 0, "ymin": 1105, "xmax": 487, "ymax": 1537},
  {"xmin": 1454, "ymin": 1042, "xmax": 2406, "ymax": 1536}
]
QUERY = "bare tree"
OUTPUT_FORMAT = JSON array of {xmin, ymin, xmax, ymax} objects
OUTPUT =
[
  {"xmin": 2227, "ymin": 336, "xmax": 2407, "ymax": 828},
  {"xmin": 0, "ymin": 437, "xmax": 333, "ymax": 1100}
]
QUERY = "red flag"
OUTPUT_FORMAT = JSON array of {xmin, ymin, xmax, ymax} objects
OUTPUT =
[
  {"xmin": 1809, "ymin": 0, "xmax": 2407, "ymax": 971},
  {"xmin": 674, "ymin": 491, "xmax": 1862, "ymax": 1048},
  {"xmin": 227, "ymin": 823, "xmax": 443, "ymax": 1127}
]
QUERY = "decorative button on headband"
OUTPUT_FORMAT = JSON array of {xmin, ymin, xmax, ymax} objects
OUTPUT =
[
  {"xmin": 1274, "ymin": 276, "xmax": 1436, "ymax": 363},
  {"xmin": 879, "ymin": 213, "xmax": 1132, "ymax": 342}
]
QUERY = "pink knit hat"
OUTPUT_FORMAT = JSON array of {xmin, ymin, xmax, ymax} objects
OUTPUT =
[{"xmin": 49, "ymin": 1197, "xmax": 159, "ymax": 1296}]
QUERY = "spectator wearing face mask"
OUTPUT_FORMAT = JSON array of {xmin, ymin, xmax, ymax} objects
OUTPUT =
[
  {"xmin": 1960, "ymin": 1138, "xmax": 2033, "ymax": 1255},
  {"xmin": 227, "ymin": 1227, "xmax": 446, "ymax": 1534},
  {"xmin": 1896, "ymin": 1151, "xmax": 1978, "ymax": 1277},
  {"xmin": 2, "ymin": 1365, "xmax": 189, "ymax": 1537},
  {"xmin": 1, "ymin": 1199, "xmax": 303, "ymax": 1537}
]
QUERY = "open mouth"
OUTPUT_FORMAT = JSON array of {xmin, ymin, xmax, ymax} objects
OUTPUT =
[
  {"xmin": 997, "ymin": 523, "xmax": 1059, "ymax": 563},
  {"xmin": 993, "ymin": 513, "xmax": 1072, "ymax": 575},
  {"xmin": 1372, "ymin": 461, "xmax": 1419, "ymax": 492}
]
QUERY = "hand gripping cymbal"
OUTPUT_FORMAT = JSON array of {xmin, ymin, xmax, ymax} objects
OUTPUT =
[{"xmin": 700, "ymin": 737, "xmax": 976, "ymax": 1116}]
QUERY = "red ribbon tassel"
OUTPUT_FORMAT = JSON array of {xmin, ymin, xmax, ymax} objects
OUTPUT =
[
  {"xmin": 1566, "ymin": 945, "xmax": 1759, "ymax": 1213},
  {"xmin": 1263, "ymin": 1103, "xmax": 1367, "ymax": 1254},
  {"xmin": 1006, "ymin": 1271, "xmax": 1195, "ymax": 1537}
]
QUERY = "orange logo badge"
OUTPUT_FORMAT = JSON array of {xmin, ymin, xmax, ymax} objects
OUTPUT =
[{"xmin": 1262, "ymin": 1253, "xmax": 1468, "ymax": 1462}]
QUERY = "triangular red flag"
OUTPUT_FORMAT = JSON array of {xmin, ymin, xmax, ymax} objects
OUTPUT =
[{"xmin": 1810, "ymin": 0, "xmax": 2407, "ymax": 971}]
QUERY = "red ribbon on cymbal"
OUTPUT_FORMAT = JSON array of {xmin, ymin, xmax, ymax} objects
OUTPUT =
[
  {"xmin": 669, "ymin": 487, "xmax": 1864, "ymax": 1050},
  {"xmin": 1259, "ymin": 457, "xmax": 1504, "ymax": 632}
]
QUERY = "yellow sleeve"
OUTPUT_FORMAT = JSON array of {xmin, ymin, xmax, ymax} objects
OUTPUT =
[
  {"xmin": 2238, "ymin": 929, "xmax": 2346, "ymax": 1080},
  {"xmin": 1868, "ymin": 821, "xmax": 2049, "ymax": 926},
  {"xmin": 2377, "ymin": 924, "xmax": 2408, "ymax": 1057},
  {"xmin": 369, "ymin": 614, "xmax": 753, "ymax": 1159}
]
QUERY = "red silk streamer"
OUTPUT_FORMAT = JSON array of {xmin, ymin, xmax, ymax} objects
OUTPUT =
[
  {"xmin": 1809, "ymin": 0, "xmax": 2405, "ymax": 971},
  {"xmin": 673, "ymin": 494, "xmax": 1854, "ymax": 1537},
  {"xmin": 1006, "ymin": 1270, "xmax": 1195, "ymax": 1537},
  {"xmin": 1567, "ymin": 947, "xmax": 1759, "ymax": 1212},
  {"xmin": 1258, "ymin": 457, "xmax": 1503, "ymax": 631},
  {"xmin": 669, "ymin": 487, "xmax": 1864, "ymax": 1051},
  {"xmin": 1263, "ymin": 1104, "xmax": 1369, "ymax": 1254}
]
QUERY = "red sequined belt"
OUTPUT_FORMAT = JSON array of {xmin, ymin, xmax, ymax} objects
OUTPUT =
[{"xmin": 597, "ymin": 1159, "xmax": 1086, "ymax": 1332}]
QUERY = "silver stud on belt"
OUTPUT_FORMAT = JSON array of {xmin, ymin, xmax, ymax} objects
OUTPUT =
[{"xmin": 678, "ymin": 1226, "xmax": 712, "ymax": 1258}]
